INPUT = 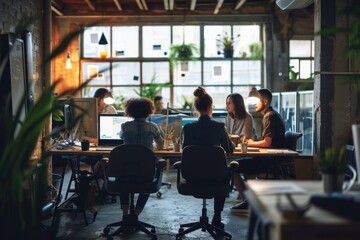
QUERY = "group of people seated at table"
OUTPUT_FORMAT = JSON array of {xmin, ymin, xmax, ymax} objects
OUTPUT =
[{"xmin": 84, "ymin": 85, "xmax": 285, "ymax": 235}]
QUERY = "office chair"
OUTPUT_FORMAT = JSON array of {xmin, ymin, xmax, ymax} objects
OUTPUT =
[
  {"xmin": 102, "ymin": 144, "xmax": 166, "ymax": 240},
  {"xmin": 173, "ymin": 145, "xmax": 238, "ymax": 240},
  {"xmin": 265, "ymin": 131, "xmax": 303, "ymax": 179}
]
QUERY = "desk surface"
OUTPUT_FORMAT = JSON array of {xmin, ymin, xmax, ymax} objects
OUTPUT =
[
  {"xmin": 49, "ymin": 145, "xmax": 299, "ymax": 158},
  {"xmin": 245, "ymin": 180, "xmax": 360, "ymax": 240}
]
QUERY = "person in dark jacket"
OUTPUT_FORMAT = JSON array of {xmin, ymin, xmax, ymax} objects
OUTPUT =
[{"xmin": 182, "ymin": 86, "xmax": 234, "ymax": 231}]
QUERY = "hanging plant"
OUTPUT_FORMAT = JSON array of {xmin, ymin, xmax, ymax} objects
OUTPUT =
[{"xmin": 169, "ymin": 43, "xmax": 199, "ymax": 67}]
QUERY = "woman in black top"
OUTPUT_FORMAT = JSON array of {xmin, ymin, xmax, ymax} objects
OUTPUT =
[{"xmin": 182, "ymin": 86, "xmax": 234, "ymax": 230}]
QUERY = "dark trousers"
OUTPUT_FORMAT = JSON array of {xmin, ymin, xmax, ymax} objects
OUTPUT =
[{"xmin": 120, "ymin": 193, "xmax": 150, "ymax": 211}]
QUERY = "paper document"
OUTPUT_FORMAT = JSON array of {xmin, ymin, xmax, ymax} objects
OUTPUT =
[{"xmin": 250, "ymin": 182, "xmax": 306, "ymax": 195}]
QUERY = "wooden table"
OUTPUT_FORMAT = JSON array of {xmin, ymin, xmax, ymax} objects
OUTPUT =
[
  {"xmin": 49, "ymin": 145, "xmax": 299, "ymax": 158},
  {"xmin": 244, "ymin": 180, "xmax": 360, "ymax": 240},
  {"xmin": 49, "ymin": 145, "xmax": 298, "ymax": 227}
]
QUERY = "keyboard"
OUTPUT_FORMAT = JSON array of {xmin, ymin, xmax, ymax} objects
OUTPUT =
[{"xmin": 96, "ymin": 146, "xmax": 115, "ymax": 151}]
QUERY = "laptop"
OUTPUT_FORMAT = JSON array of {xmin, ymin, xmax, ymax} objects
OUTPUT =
[{"xmin": 97, "ymin": 114, "xmax": 132, "ymax": 150}]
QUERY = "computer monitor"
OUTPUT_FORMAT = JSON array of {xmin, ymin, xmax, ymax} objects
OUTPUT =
[
  {"xmin": 67, "ymin": 97, "xmax": 98, "ymax": 141},
  {"xmin": 149, "ymin": 115, "xmax": 182, "ymax": 139},
  {"xmin": 98, "ymin": 114, "xmax": 132, "ymax": 146},
  {"xmin": 181, "ymin": 117, "xmax": 198, "ymax": 127}
]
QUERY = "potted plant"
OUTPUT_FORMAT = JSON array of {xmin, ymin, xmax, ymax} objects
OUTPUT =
[
  {"xmin": 217, "ymin": 33, "xmax": 239, "ymax": 58},
  {"xmin": 0, "ymin": 15, "xmax": 87, "ymax": 238},
  {"xmin": 319, "ymin": 147, "xmax": 347, "ymax": 193},
  {"xmin": 169, "ymin": 43, "xmax": 199, "ymax": 68},
  {"xmin": 134, "ymin": 73, "xmax": 171, "ymax": 101},
  {"xmin": 249, "ymin": 42, "xmax": 263, "ymax": 60}
]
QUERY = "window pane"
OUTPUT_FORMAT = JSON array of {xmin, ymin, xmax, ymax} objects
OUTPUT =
[
  {"xmin": 142, "ymin": 62, "xmax": 170, "ymax": 84},
  {"xmin": 205, "ymin": 86, "xmax": 231, "ymax": 109},
  {"xmin": 299, "ymin": 91, "xmax": 313, "ymax": 154},
  {"xmin": 82, "ymin": 62, "xmax": 110, "ymax": 84},
  {"xmin": 233, "ymin": 60, "xmax": 261, "ymax": 85},
  {"xmin": 281, "ymin": 92, "xmax": 297, "ymax": 132},
  {"xmin": 172, "ymin": 25, "xmax": 200, "ymax": 57},
  {"xmin": 233, "ymin": 25, "xmax": 260, "ymax": 58},
  {"xmin": 112, "ymin": 62, "xmax": 141, "ymax": 85},
  {"xmin": 173, "ymin": 61, "xmax": 201, "ymax": 85},
  {"xmin": 112, "ymin": 86, "xmax": 139, "ymax": 101},
  {"xmin": 142, "ymin": 26, "xmax": 171, "ymax": 58},
  {"xmin": 299, "ymin": 60, "xmax": 312, "ymax": 79},
  {"xmin": 112, "ymin": 26, "xmax": 139, "ymax": 58},
  {"xmin": 204, "ymin": 25, "xmax": 231, "ymax": 58},
  {"xmin": 83, "ymin": 26, "xmax": 110, "ymax": 58},
  {"xmin": 290, "ymin": 40, "xmax": 311, "ymax": 57},
  {"xmin": 173, "ymin": 87, "xmax": 195, "ymax": 109},
  {"xmin": 203, "ymin": 60, "xmax": 231, "ymax": 85}
]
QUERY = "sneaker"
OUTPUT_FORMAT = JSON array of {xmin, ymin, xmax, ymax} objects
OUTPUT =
[{"xmin": 230, "ymin": 201, "xmax": 249, "ymax": 214}]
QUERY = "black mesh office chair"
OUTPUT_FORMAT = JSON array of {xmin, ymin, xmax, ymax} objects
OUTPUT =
[
  {"xmin": 265, "ymin": 131, "xmax": 303, "ymax": 179},
  {"xmin": 173, "ymin": 145, "xmax": 238, "ymax": 240},
  {"xmin": 102, "ymin": 144, "xmax": 166, "ymax": 240}
]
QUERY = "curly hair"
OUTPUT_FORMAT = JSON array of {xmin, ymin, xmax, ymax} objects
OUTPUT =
[
  {"xmin": 124, "ymin": 97, "xmax": 155, "ymax": 118},
  {"xmin": 226, "ymin": 93, "xmax": 247, "ymax": 120},
  {"xmin": 193, "ymin": 86, "xmax": 213, "ymax": 113}
]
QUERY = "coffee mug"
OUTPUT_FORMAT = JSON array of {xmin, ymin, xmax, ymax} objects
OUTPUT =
[
  {"xmin": 81, "ymin": 140, "xmax": 90, "ymax": 151},
  {"xmin": 173, "ymin": 143, "xmax": 181, "ymax": 152}
]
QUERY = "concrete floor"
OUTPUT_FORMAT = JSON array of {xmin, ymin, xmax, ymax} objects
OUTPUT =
[{"xmin": 45, "ymin": 165, "xmax": 250, "ymax": 239}]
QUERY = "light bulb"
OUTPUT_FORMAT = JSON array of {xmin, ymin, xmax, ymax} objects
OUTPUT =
[{"xmin": 65, "ymin": 52, "xmax": 72, "ymax": 69}]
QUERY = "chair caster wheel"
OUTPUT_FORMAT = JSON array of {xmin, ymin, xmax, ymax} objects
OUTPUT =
[
  {"xmin": 167, "ymin": 184, "xmax": 171, "ymax": 189},
  {"xmin": 225, "ymin": 237, "xmax": 231, "ymax": 240},
  {"xmin": 151, "ymin": 228, "xmax": 156, "ymax": 233},
  {"xmin": 176, "ymin": 236, "xmax": 182, "ymax": 240},
  {"xmin": 156, "ymin": 191, "xmax": 162, "ymax": 198},
  {"xmin": 103, "ymin": 227, "xmax": 110, "ymax": 235},
  {"xmin": 179, "ymin": 227, "xmax": 184, "ymax": 233}
]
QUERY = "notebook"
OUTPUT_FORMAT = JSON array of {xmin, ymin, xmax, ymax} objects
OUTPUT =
[{"xmin": 97, "ymin": 114, "xmax": 132, "ymax": 149}]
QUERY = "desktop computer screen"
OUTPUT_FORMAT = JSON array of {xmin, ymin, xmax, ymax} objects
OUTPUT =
[{"xmin": 98, "ymin": 114, "xmax": 132, "ymax": 146}]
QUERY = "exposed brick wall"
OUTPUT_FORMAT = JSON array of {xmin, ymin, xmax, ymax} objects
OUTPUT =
[{"xmin": 0, "ymin": 0, "xmax": 44, "ymax": 160}]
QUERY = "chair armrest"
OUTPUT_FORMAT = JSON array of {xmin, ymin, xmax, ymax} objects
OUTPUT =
[
  {"xmin": 173, "ymin": 161, "xmax": 182, "ymax": 185},
  {"xmin": 173, "ymin": 161, "xmax": 182, "ymax": 169},
  {"xmin": 227, "ymin": 160, "xmax": 239, "ymax": 171},
  {"xmin": 156, "ymin": 158, "xmax": 166, "ymax": 170}
]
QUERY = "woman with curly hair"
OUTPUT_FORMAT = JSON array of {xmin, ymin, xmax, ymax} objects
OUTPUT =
[{"xmin": 119, "ymin": 97, "xmax": 164, "ymax": 219}]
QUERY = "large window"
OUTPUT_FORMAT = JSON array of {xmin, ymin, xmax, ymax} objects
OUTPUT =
[{"xmin": 81, "ymin": 24, "xmax": 263, "ymax": 109}]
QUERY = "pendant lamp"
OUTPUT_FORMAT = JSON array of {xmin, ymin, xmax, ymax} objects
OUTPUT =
[
  {"xmin": 65, "ymin": 51, "xmax": 72, "ymax": 69},
  {"xmin": 247, "ymin": 87, "xmax": 260, "ymax": 104}
]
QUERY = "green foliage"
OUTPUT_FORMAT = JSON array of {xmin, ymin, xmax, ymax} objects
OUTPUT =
[
  {"xmin": 0, "ymin": 14, "xmax": 87, "ymax": 238},
  {"xmin": 319, "ymin": 147, "xmax": 347, "ymax": 174},
  {"xmin": 169, "ymin": 43, "xmax": 199, "ymax": 67},
  {"xmin": 113, "ymin": 95, "xmax": 126, "ymax": 110},
  {"xmin": 134, "ymin": 73, "xmax": 171, "ymax": 101},
  {"xmin": 289, "ymin": 65, "xmax": 299, "ymax": 80},
  {"xmin": 249, "ymin": 42, "xmax": 263, "ymax": 60},
  {"xmin": 181, "ymin": 95, "xmax": 194, "ymax": 109}
]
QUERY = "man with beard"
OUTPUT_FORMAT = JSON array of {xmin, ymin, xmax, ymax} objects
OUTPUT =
[{"xmin": 231, "ymin": 88, "xmax": 285, "ymax": 213}]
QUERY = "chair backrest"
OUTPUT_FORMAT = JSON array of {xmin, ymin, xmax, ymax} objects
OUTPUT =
[
  {"xmin": 107, "ymin": 144, "xmax": 157, "ymax": 183},
  {"xmin": 181, "ymin": 145, "xmax": 228, "ymax": 182},
  {"xmin": 284, "ymin": 131, "xmax": 303, "ymax": 151},
  {"xmin": 344, "ymin": 144, "xmax": 357, "ymax": 180}
]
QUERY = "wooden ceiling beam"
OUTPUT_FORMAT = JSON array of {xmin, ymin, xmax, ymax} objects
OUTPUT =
[
  {"xmin": 169, "ymin": 0, "xmax": 174, "ymax": 10},
  {"xmin": 141, "ymin": 0, "xmax": 149, "ymax": 10},
  {"xmin": 51, "ymin": 5, "xmax": 63, "ymax": 16},
  {"xmin": 84, "ymin": 0, "xmax": 96, "ymax": 11},
  {"xmin": 214, "ymin": 0, "xmax": 224, "ymax": 14},
  {"xmin": 113, "ymin": 0, "xmax": 122, "ymax": 11},
  {"xmin": 235, "ymin": 0, "xmax": 247, "ymax": 10},
  {"xmin": 190, "ymin": 0, "xmax": 197, "ymax": 11},
  {"xmin": 164, "ymin": 0, "xmax": 169, "ymax": 10}
]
